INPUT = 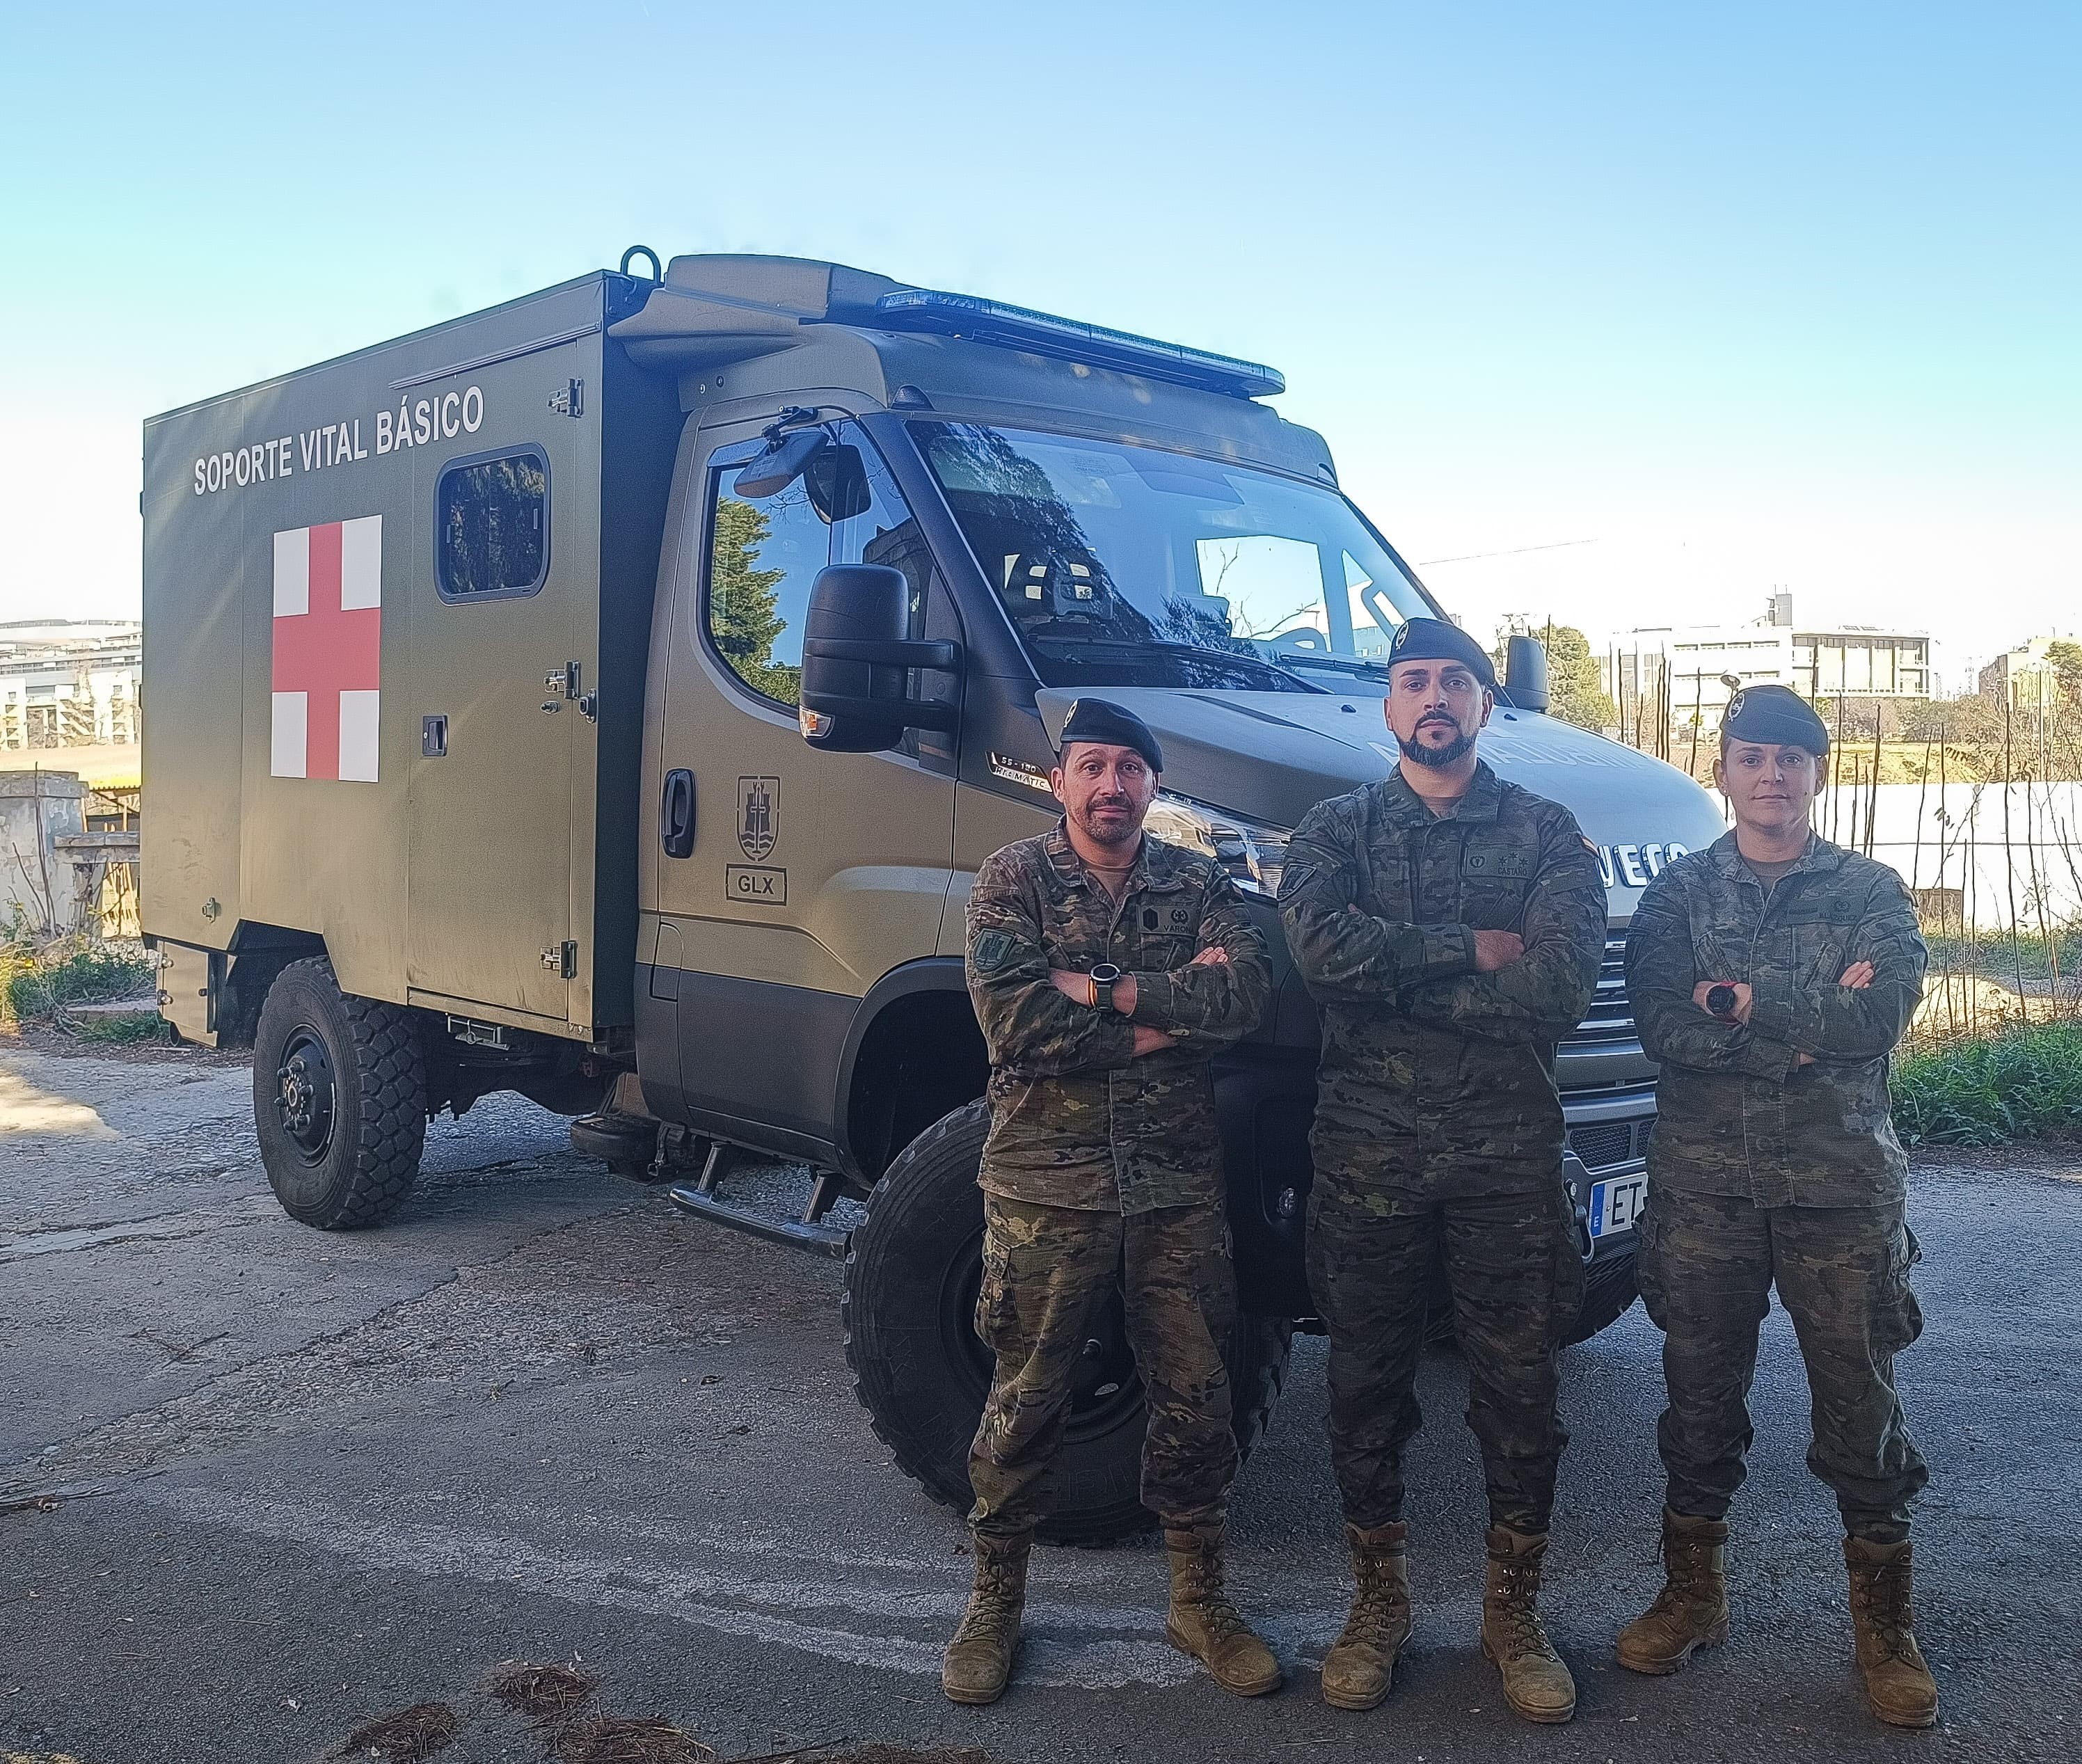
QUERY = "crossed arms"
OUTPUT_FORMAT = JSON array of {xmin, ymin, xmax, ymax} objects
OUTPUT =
[
  {"xmin": 1278, "ymin": 806, "xmax": 1605, "ymax": 1046},
  {"xmin": 1625, "ymin": 872, "xmax": 1926, "ymax": 1076},
  {"xmin": 966, "ymin": 859, "xmax": 1273, "ymax": 1076}
]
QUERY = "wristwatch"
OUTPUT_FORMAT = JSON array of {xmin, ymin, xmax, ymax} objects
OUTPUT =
[
  {"xmin": 1706, "ymin": 983, "xmax": 1740, "ymax": 1022},
  {"xmin": 1088, "ymin": 963, "xmax": 1123, "ymax": 1010}
]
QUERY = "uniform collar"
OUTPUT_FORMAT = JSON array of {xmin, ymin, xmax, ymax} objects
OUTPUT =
[
  {"xmin": 1708, "ymin": 827, "xmax": 1844, "ymax": 879},
  {"xmin": 1043, "ymin": 818, "xmax": 1190, "ymax": 893},
  {"xmin": 1377, "ymin": 758, "xmax": 1503, "ymax": 825}
]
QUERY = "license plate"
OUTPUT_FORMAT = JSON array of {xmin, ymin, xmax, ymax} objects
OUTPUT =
[{"xmin": 1587, "ymin": 1173, "xmax": 1647, "ymax": 1239}]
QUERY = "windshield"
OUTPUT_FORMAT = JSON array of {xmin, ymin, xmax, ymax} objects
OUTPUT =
[{"xmin": 911, "ymin": 421, "xmax": 1433, "ymax": 692}]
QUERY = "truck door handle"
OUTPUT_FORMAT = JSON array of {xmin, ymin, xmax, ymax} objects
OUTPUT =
[{"xmin": 660, "ymin": 769, "xmax": 695, "ymax": 858}]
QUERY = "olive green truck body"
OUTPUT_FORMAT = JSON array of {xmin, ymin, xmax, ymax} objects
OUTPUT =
[{"xmin": 142, "ymin": 253, "xmax": 1726, "ymax": 1539}]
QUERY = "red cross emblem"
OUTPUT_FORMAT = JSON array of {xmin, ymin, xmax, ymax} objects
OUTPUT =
[{"xmin": 271, "ymin": 516, "xmax": 382, "ymax": 781}]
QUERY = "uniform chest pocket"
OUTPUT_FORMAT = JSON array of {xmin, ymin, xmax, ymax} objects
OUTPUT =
[
  {"xmin": 1131, "ymin": 896, "xmax": 1200, "ymax": 971},
  {"xmin": 1459, "ymin": 841, "xmax": 1536, "ymax": 926},
  {"xmin": 1783, "ymin": 910, "xmax": 1856, "ymax": 987}
]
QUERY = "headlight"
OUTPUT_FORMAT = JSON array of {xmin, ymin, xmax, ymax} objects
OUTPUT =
[{"xmin": 1145, "ymin": 793, "xmax": 1292, "ymax": 898}]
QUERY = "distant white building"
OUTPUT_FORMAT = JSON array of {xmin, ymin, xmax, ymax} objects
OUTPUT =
[
  {"xmin": 0, "ymin": 620, "xmax": 143, "ymax": 753},
  {"xmin": 1978, "ymin": 634, "xmax": 2073, "ymax": 710},
  {"xmin": 1605, "ymin": 594, "xmax": 1930, "ymax": 733}
]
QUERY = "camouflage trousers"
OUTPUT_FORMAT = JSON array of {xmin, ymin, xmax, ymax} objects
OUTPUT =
[
  {"xmin": 968, "ymin": 1193, "xmax": 1237, "ymax": 1539},
  {"xmin": 1637, "ymin": 1182, "xmax": 1928, "ymax": 1542},
  {"xmin": 1306, "ymin": 1158, "xmax": 1585, "ymax": 1535}
]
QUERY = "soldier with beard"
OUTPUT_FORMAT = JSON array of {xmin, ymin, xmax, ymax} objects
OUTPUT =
[
  {"xmin": 943, "ymin": 697, "xmax": 1279, "ymax": 1706},
  {"xmin": 1279, "ymin": 619, "xmax": 1607, "ymax": 1723}
]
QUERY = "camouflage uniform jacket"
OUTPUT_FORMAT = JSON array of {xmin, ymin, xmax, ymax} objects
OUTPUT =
[
  {"xmin": 1626, "ymin": 831, "xmax": 1928, "ymax": 1207},
  {"xmin": 1278, "ymin": 762, "xmax": 1607, "ymax": 1187},
  {"xmin": 965, "ymin": 822, "xmax": 1272, "ymax": 1214}
]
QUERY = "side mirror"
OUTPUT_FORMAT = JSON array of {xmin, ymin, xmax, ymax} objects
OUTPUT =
[
  {"xmin": 1504, "ymin": 634, "xmax": 1550, "ymax": 714},
  {"xmin": 798, "ymin": 564, "xmax": 964, "ymax": 753}
]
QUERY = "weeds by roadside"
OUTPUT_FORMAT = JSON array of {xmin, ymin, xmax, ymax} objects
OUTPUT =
[
  {"xmin": 1893, "ymin": 1022, "xmax": 2082, "ymax": 1146},
  {"xmin": 72, "ymin": 1009, "xmax": 173, "ymax": 1044},
  {"xmin": 0, "ymin": 930, "xmax": 155, "ymax": 1028}
]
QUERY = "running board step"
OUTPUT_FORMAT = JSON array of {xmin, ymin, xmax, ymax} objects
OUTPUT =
[{"xmin": 665, "ymin": 1184, "xmax": 849, "ymax": 1257}]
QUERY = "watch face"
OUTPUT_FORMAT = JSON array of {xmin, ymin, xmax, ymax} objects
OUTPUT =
[
  {"xmin": 1090, "ymin": 964, "xmax": 1122, "ymax": 983},
  {"xmin": 1707, "ymin": 984, "xmax": 1737, "ymax": 1015}
]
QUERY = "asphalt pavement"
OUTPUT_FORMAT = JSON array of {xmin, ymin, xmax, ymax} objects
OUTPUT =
[{"xmin": 1, "ymin": 1038, "xmax": 2077, "ymax": 1764}]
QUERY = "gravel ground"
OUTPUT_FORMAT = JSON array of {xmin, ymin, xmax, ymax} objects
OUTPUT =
[{"xmin": 1, "ymin": 1038, "xmax": 2077, "ymax": 1764}]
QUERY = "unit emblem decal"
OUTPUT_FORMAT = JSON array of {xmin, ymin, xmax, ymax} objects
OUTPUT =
[{"xmin": 738, "ymin": 776, "xmax": 780, "ymax": 860}]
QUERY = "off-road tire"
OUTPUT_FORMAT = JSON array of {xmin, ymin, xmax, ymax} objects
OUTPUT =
[
  {"xmin": 842, "ymin": 1099, "xmax": 1292, "ymax": 1546},
  {"xmin": 253, "ymin": 957, "xmax": 427, "ymax": 1230}
]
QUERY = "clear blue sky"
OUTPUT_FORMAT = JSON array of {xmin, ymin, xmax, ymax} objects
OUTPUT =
[{"xmin": 3, "ymin": 1, "xmax": 2074, "ymax": 684}]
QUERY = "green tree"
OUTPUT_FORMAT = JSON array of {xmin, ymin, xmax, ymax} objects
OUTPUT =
[
  {"xmin": 710, "ymin": 498, "xmax": 801, "ymax": 704},
  {"xmin": 2044, "ymin": 639, "xmax": 2082, "ymax": 701},
  {"xmin": 1496, "ymin": 619, "xmax": 1617, "ymax": 733}
]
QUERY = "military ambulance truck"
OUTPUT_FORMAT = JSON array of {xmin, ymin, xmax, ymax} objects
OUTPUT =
[{"xmin": 143, "ymin": 251, "xmax": 1726, "ymax": 1542}]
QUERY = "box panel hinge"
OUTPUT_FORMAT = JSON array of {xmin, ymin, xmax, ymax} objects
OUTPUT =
[{"xmin": 543, "ymin": 660, "xmax": 597, "ymax": 720}]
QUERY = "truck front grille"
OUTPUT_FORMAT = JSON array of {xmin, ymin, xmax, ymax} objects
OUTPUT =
[
  {"xmin": 1565, "ymin": 938, "xmax": 1634, "ymax": 1047},
  {"xmin": 1565, "ymin": 1118, "xmax": 1652, "ymax": 1172}
]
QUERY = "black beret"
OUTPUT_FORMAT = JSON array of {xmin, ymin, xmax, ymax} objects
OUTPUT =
[
  {"xmin": 1385, "ymin": 617, "xmax": 1496, "ymax": 688},
  {"xmin": 1723, "ymin": 684, "xmax": 1829, "ymax": 756},
  {"xmin": 1057, "ymin": 698, "xmax": 1163, "ymax": 772}
]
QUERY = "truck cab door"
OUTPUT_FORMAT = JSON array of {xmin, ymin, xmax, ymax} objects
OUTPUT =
[{"xmin": 643, "ymin": 411, "xmax": 957, "ymax": 1154}]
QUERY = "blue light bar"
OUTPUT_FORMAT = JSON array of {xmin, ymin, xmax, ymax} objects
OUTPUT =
[{"xmin": 872, "ymin": 289, "xmax": 1285, "ymax": 399}]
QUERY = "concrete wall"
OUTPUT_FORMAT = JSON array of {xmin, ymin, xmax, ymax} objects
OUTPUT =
[
  {"xmin": 0, "ymin": 770, "xmax": 86, "ymax": 933},
  {"xmin": 1816, "ymin": 780, "xmax": 2082, "ymax": 931}
]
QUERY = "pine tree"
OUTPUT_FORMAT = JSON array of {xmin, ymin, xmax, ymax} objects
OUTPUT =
[
  {"xmin": 710, "ymin": 498, "xmax": 802, "ymax": 704},
  {"xmin": 1494, "ymin": 620, "xmax": 1618, "ymax": 733}
]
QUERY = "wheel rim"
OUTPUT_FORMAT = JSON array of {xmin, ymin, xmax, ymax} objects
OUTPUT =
[
  {"xmin": 941, "ymin": 1223, "xmax": 1148, "ymax": 1445},
  {"xmin": 274, "ymin": 1026, "xmax": 337, "ymax": 1165}
]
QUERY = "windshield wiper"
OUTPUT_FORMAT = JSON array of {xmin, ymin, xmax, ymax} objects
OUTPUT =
[
  {"xmin": 1261, "ymin": 650, "xmax": 1397, "ymax": 681},
  {"xmin": 1028, "ymin": 636, "xmax": 1325, "ymax": 692}
]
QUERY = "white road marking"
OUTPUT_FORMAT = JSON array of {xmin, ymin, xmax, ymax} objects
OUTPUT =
[{"xmin": 140, "ymin": 1488, "xmax": 1391, "ymax": 1689}]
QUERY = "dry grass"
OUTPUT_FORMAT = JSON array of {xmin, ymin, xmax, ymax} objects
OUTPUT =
[
  {"xmin": 733, "ymin": 1749, "xmax": 994, "ymax": 1764},
  {"xmin": 485, "ymin": 1659, "xmax": 601, "ymax": 1729},
  {"xmin": 553, "ymin": 1716, "xmax": 715, "ymax": 1764},
  {"xmin": 816, "ymin": 1751, "xmax": 994, "ymax": 1764},
  {"xmin": 1911, "ymin": 971, "xmax": 2068, "ymax": 1043},
  {"xmin": 337, "ymin": 1701, "xmax": 459, "ymax": 1763}
]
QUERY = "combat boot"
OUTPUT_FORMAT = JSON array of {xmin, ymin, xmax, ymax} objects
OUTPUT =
[
  {"xmin": 1163, "ymin": 1523, "xmax": 1282, "ymax": 1696},
  {"xmin": 1321, "ymin": 1520, "xmax": 1413, "ymax": 1710},
  {"xmin": 1479, "ymin": 1525, "xmax": 1576, "ymax": 1724},
  {"xmin": 941, "ymin": 1532, "xmax": 1030, "ymax": 1705},
  {"xmin": 1845, "ymin": 1537, "xmax": 1939, "ymax": 1729},
  {"xmin": 1616, "ymin": 1509, "xmax": 1730, "ymax": 1674}
]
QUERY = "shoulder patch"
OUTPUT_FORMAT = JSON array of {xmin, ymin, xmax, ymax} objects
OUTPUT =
[
  {"xmin": 972, "ymin": 930, "xmax": 1017, "ymax": 973},
  {"xmin": 1275, "ymin": 861, "xmax": 1317, "ymax": 903}
]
